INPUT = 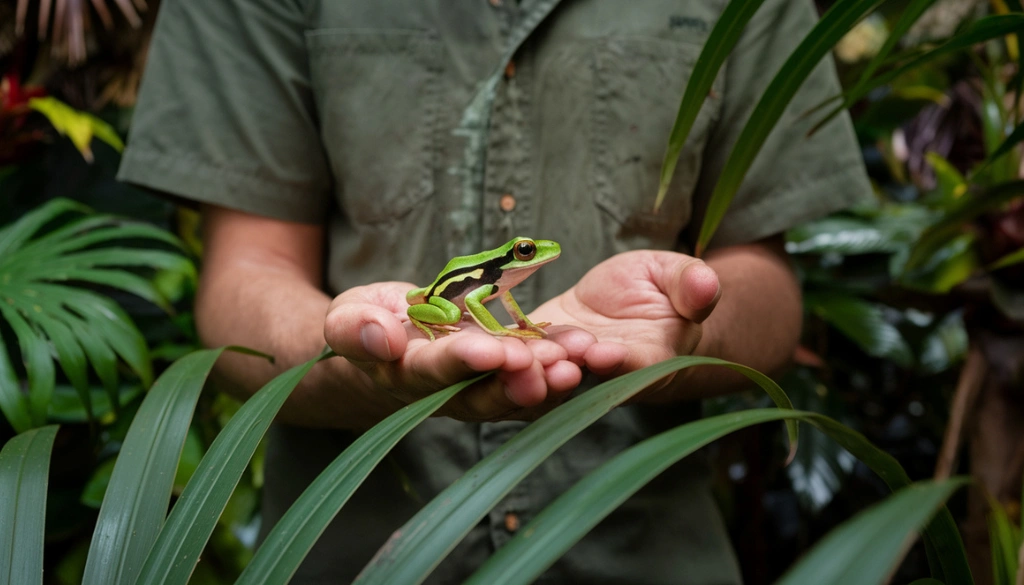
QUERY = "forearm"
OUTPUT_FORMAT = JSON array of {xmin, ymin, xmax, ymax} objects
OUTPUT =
[{"xmin": 196, "ymin": 206, "xmax": 404, "ymax": 429}]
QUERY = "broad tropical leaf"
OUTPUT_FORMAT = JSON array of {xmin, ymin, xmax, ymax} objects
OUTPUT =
[
  {"xmin": 804, "ymin": 292, "xmax": 914, "ymax": 368},
  {"xmin": 354, "ymin": 356, "xmax": 797, "ymax": 585},
  {"xmin": 904, "ymin": 180, "xmax": 1024, "ymax": 271},
  {"xmin": 237, "ymin": 373, "xmax": 489, "ymax": 585},
  {"xmin": 0, "ymin": 198, "xmax": 189, "ymax": 429},
  {"xmin": 0, "ymin": 425, "xmax": 59, "ymax": 585},
  {"xmin": 133, "ymin": 350, "xmax": 330, "ymax": 585},
  {"xmin": 693, "ymin": 0, "xmax": 882, "ymax": 255}
]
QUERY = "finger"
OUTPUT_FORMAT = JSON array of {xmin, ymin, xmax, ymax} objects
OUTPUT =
[
  {"xmin": 406, "ymin": 333, "xmax": 509, "ymax": 380},
  {"xmin": 582, "ymin": 341, "xmax": 629, "ymax": 375},
  {"xmin": 657, "ymin": 257, "xmax": 721, "ymax": 324},
  {"xmin": 544, "ymin": 326, "xmax": 599, "ymax": 366},
  {"xmin": 544, "ymin": 360, "xmax": 583, "ymax": 395},
  {"xmin": 325, "ymin": 287, "xmax": 410, "ymax": 362},
  {"xmin": 498, "ymin": 360, "xmax": 548, "ymax": 408}
]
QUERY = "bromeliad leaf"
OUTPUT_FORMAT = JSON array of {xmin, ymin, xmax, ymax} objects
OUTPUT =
[{"xmin": 0, "ymin": 198, "xmax": 190, "ymax": 429}]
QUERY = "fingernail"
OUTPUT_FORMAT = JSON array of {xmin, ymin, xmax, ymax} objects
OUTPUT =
[{"xmin": 360, "ymin": 322, "xmax": 392, "ymax": 361}]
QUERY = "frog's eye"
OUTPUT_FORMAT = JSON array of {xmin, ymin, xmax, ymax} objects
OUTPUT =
[{"xmin": 514, "ymin": 240, "xmax": 537, "ymax": 261}]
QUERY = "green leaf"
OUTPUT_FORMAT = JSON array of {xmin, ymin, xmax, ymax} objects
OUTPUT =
[
  {"xmin": 0, "ymin": 199, "xmax": 183, "ymax": 415},
  {"xmin": 466, "ymin": 413, "xmax": 966, "ymax": 585},
  {"xmin": 133, "ymin": 350, "xmax": 329, "ymax": 585},
  {"xmin": 694, "ymin": 0, "xmax": 882, "ymax": 255},
  {"xmin": 354, "ymin": 356, "xmax": 797, "ymax": 585},
  {"xmin": 805, "ymin": 292, "xmax": 914, "ymax": 368},
  {"xmin": 925, "ymin": 152, "xmax": 968, "ymax": 207},
  {"xmin": 786, "ymin": 205, "xmax": 935, "ymax": 255},
  {"xmin": 0, "ymin": 425, "xmax": 59, "ymax": 585},
  {"xmin": 0, "ymin": 305, "xmax": 55, "ymax": 426},
  {"xmin": 40, "ymin": 268, "xmax": 172, "ymax": 312},
  {"xmin": 989, "ymin": 246, "xmax": 1024, "ymax": 271},
  {"xmin": 27, "ymin": 97, "xmax": 124, "ymax": 161},
  {"xmin": 653, "ymin": 0, "xmax": 767, "ymax": 212},
  {"xmin": 10, "ymin": 222, "xmax": 183, "ymax": 266},
  {"xmin": 30, "ymin": 312, "xmax": 92, "ymax": 420},
  {"xmin": 905, "ymin": 180, "xmax": 1024, "ymax": 271},
  {"xmin": 775, "ymin": 480, "xmax": 968, "ymax": 585},
  {"xmin": 0, "ymin": 198, "xmax": 90, "ymax": 258},
  {"xmin": 852, "ymin": 0, "xmax": 940, "ymax": 89},
  {"xmin": 987, "ymin": 496, "xmax": 1020, "ymax": 585},
  {"xmin": 918, "ymin": 310, "xmax": 968, "ymax": 375},
  {"xmin": 82, "ymin": 348, "xmax": 228, "ymax": 585},
  {"xmin": 0, "ymin": 335, "xmax": 33, "ymax": 433},
  {"xmin": 237, "ymin": 374, "xmax": 487, "ymax": 585},
  {"xmin": 81, "ymin": 457, "xmax": 117, "ymax": 509},
  {"xmin": 812, "ymin": 14, "xmax": 1024, "ymax": 135}
]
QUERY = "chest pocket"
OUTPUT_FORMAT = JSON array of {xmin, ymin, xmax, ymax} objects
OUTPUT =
[
  {"xmin": 306, "ymin": 30, "xmax": 441, "ymax": 224},
  {"xmin": 591, "ymin": 37, "xmax": 723, "ymax": 237}
]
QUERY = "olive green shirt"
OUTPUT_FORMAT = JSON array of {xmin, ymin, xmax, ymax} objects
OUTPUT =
[{"xmin": 120, "ymin": 0, "xmax": 870, "ymax": 582}]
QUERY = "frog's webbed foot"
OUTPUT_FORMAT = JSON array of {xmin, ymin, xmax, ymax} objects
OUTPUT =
[
  {"xmin": 411, "ymin": 319, "xmax": 461, "ymax": 341},
  {"xmin": 492, "ymin": 326, "xmax": 547, "ymax": 339},
  {"xmin": 498, "ymin": 292, "xmax": 551, "ymax": 339}
]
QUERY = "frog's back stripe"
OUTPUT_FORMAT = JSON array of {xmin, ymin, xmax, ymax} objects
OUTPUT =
[
  {"xmin": 432, "ymin": 268, "xmax": 485, "ymax": 297},
  {"xmin": 427, "ymin": 248, "xmax": 516, "ymax": 297}
]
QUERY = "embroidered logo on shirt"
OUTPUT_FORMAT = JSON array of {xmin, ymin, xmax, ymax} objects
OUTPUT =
[{"xmin": 669, "ymin": 16, "xmax": 709, "ymax": 33}]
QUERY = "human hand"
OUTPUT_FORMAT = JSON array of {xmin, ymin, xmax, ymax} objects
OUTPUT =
[
  {"xmin": 531, "ymin": 250, "xmax": 721, "ymax": 395},
  {"xmin": 324, "ymin": 281, "xmax": 624, "ymax": 421}
]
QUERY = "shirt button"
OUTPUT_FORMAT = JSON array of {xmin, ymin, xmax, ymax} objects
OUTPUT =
[
  {"xmin": 499, "ymin": 193, "xmax": 516, "ymax": 212},
  {"xmin": 504, "ymin": 511, "xmax": 520, "ymax": 533}
]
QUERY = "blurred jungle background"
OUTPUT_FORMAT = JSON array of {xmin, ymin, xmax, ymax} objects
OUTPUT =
[{"xmin": 1, "ymin": 0, "xmax": 1022, "ymax": 583}]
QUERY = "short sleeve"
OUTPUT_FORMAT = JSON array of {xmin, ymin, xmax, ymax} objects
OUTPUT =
[
  {"xmin": 117, "ymin": 0, "xmax": 331, "ymax": 223},
  {"xmin": 687, "ymin": 0, "xmax": 872, "ymax": 249}
]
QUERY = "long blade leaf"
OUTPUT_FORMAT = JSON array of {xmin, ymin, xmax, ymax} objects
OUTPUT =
[
  {"xmin": 134, "ymin": 350, "xmax": 329, "ymax": 585},
  {"xmin": 653, "ymin": 0, "xmax": 767, "ymax": 212},
  {"xmin": 853, "ymin": 0, "xmax": 939, "ymax": 88},
  {"xmin": 467, "ymin": 409, "xmax": 967, "ymax": 585},
  {"xmin": 775, "ymin": 479, "xmax": 968, "ymax": 585},
  {"xmin": 694, "ymin": 0, "xmax": 882, "ymax": 255},
  {"xmin": 811, "ymin": 14, "xmax": 1024, "ymax": 136},
  {"xmin": 0, "ymin": 425, "xmax": 59, "ymax": 585},
  {"xmin": 354, "ymin": 356, "xmax": 797, "ymax": 585},
  {"xmin": 82, "ymin": 348, "xmax": 227, "ymax": 585},
  {"xmin": 237, "ymin": 374, "xmax": 488, "ymax": 585}
]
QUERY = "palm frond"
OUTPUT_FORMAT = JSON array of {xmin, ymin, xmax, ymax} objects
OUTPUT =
[{"xmin": 0, "ymin": 198, "xmax": 189, "ymax": 429}]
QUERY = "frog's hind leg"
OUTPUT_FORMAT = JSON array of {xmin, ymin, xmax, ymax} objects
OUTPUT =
[{"xmin": 500, "ymin": 291, "xmax": 549, "ymax": 336}]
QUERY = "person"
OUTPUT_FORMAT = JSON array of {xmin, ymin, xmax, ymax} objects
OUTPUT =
[{"xmin": 118, "ymin": 0, "xmax": 871, "ymax": 582}]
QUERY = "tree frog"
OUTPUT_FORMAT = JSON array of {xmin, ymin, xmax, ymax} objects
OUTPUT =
[{"xmin": 406, "ymin": 237, "xmax": 561, "ymax": 341}]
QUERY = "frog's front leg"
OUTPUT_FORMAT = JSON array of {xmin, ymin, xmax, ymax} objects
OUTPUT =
[
  {"xmin": 407, "ymin": 296, "xmax": 463, "ymax": 341},
  {"xmin": 464, "ymin": 285, "xmax": 545, "ymax": 339},
  {"xmin": 499, "ymin": 291, "xmax": 550, "ymax": 336}
]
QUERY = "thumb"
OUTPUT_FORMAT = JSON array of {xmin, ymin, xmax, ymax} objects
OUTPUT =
[
  {"xmin": 324, "ymin": 285, "xmax": 410, "ymax": 362},
  {"xmin": 656, "ymin": 257, "xmax": 721, "ymax": 324}
]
